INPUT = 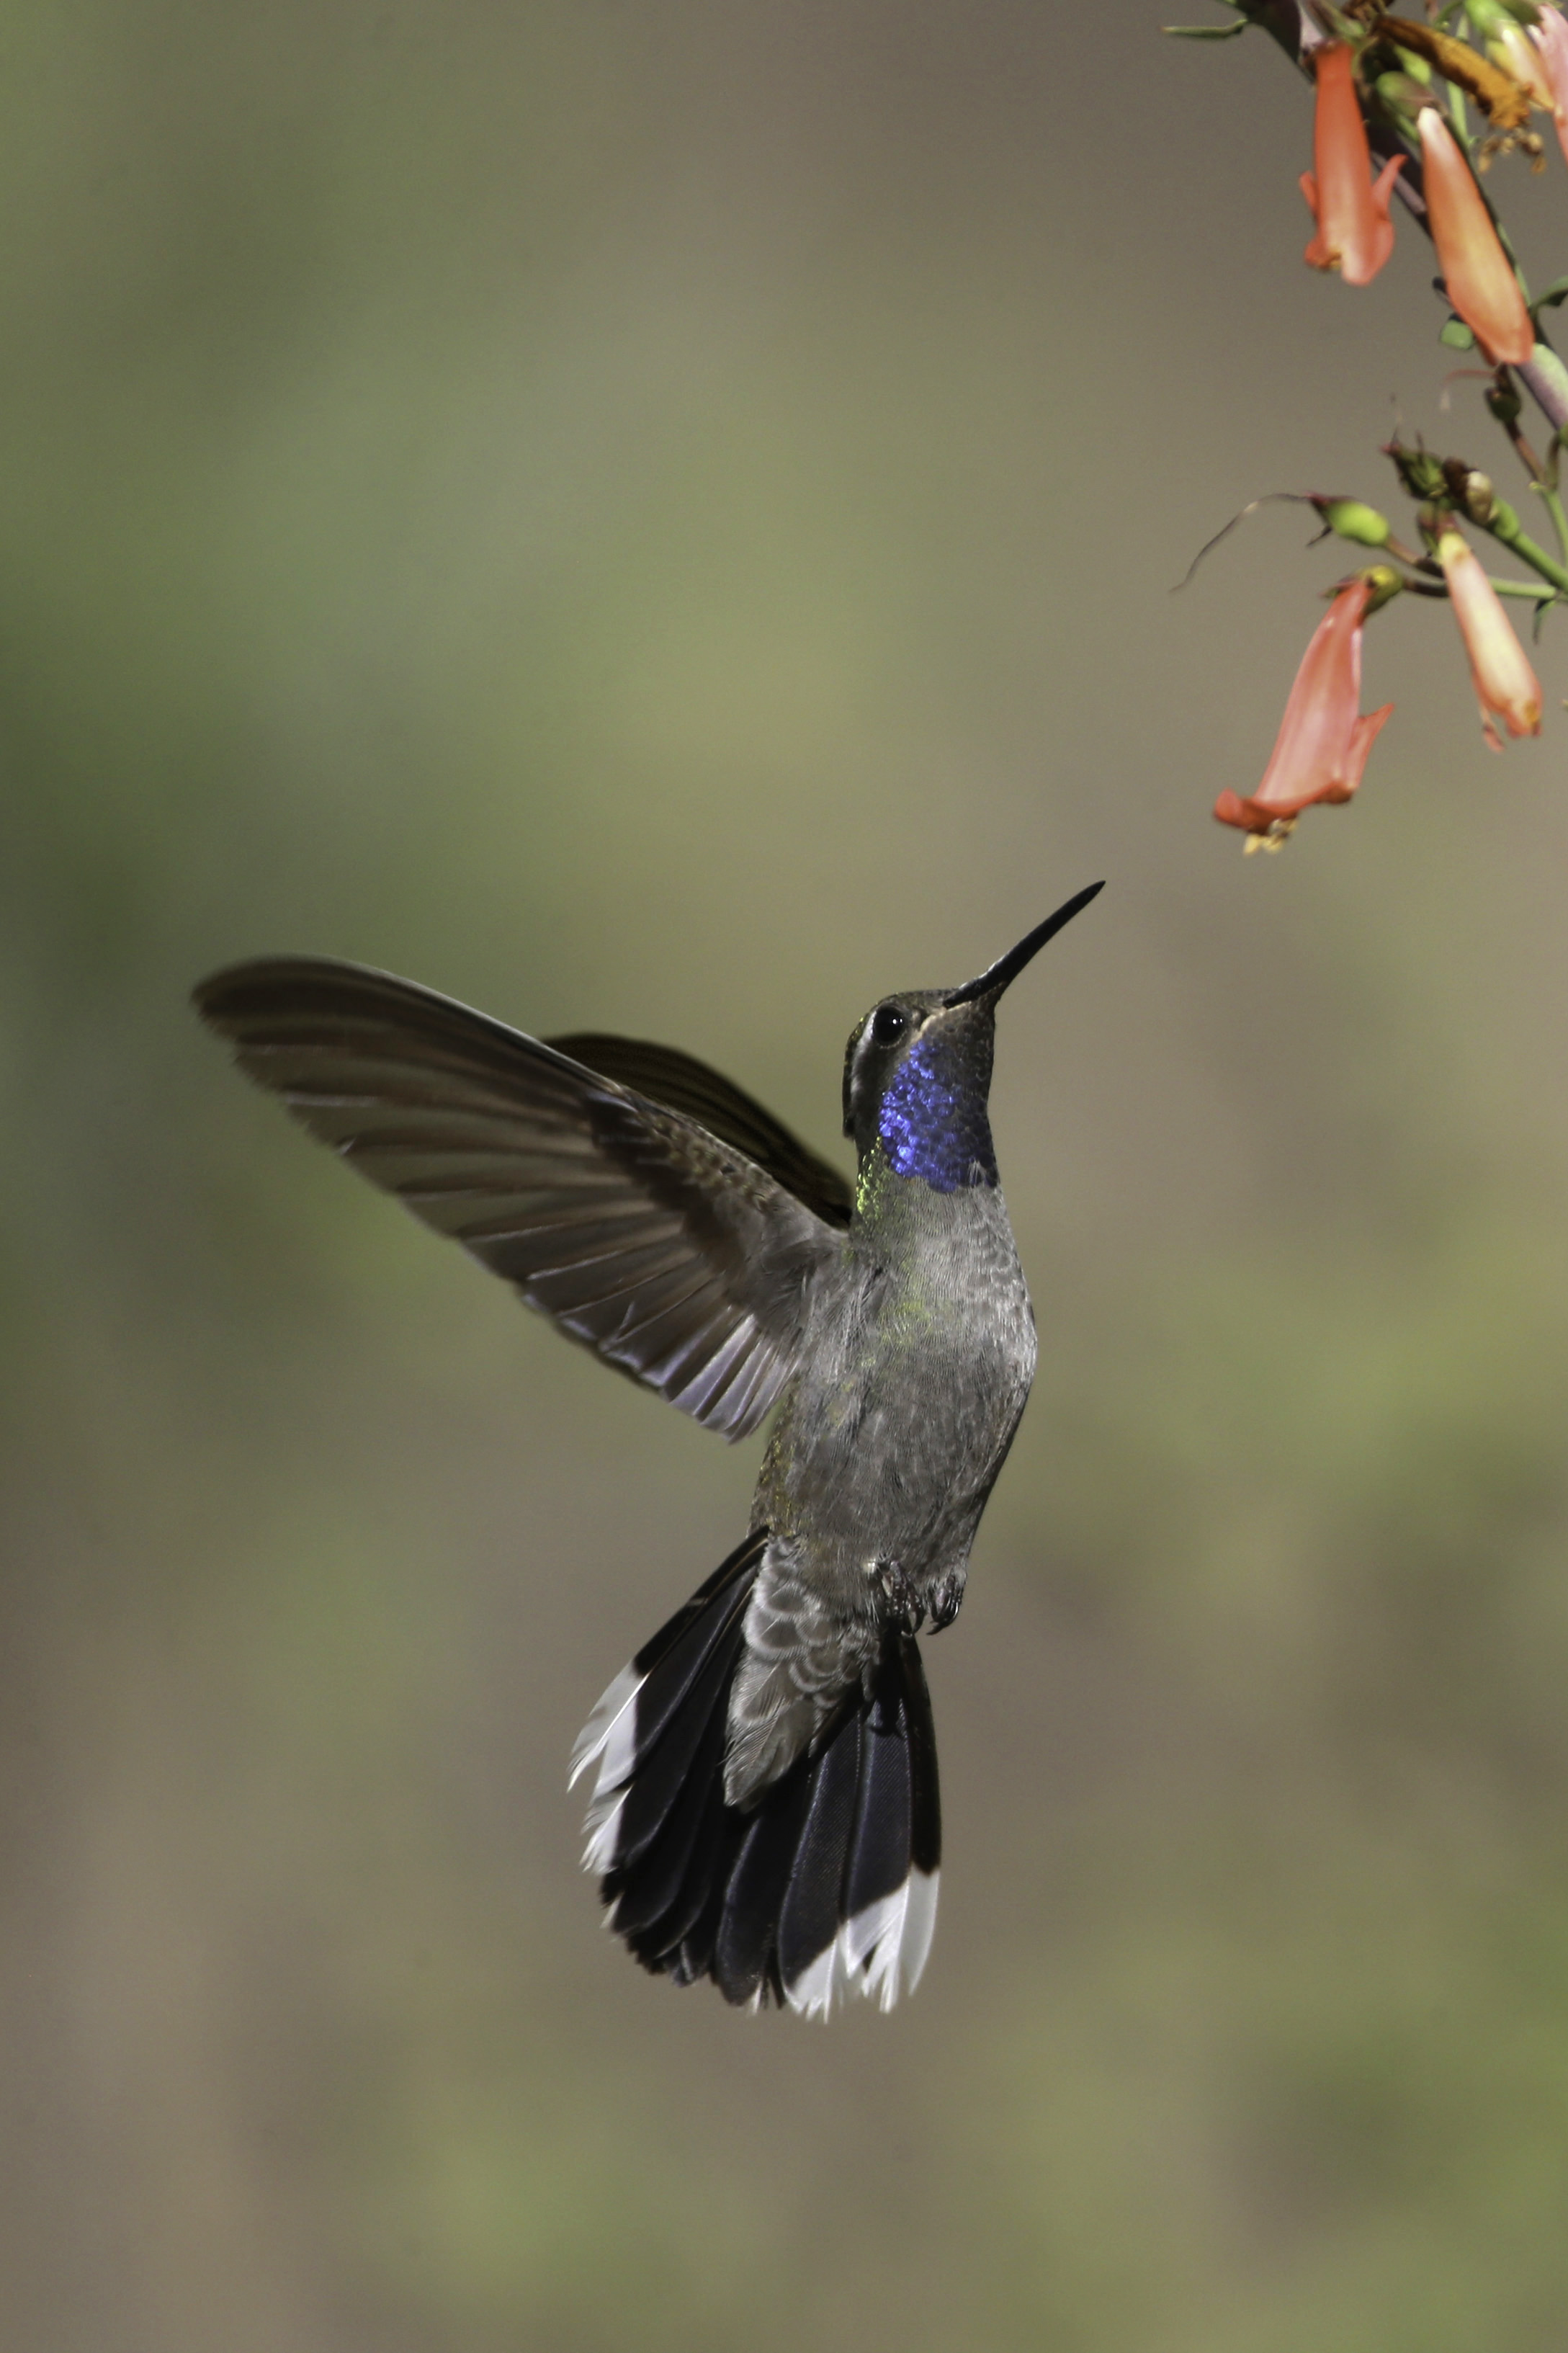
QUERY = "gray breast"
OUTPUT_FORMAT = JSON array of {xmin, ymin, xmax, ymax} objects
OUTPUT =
[{"xmin": 755, "ymin": 1185, "xmax": 1036, "ymax": 1582}]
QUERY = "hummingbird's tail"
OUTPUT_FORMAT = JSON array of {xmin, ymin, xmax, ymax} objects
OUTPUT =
[{"xmin": 570, "ymin": 1532, "xmax": 941, "ymax": 2017}]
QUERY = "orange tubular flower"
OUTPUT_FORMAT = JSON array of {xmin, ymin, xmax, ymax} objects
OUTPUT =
[
  {"xmin": 1418, "ymin": 107, "xmax": 1534, "ymax": 366},
  {"xmin": 1532, "ymin": 2, "xmax": 1568, "ymax": 169},
  {"xmin": 1214, "ymin": 579, "xmax": 1394, "ymax": 847},
  {"xmin": 1435, "ymin": 527, "xmax": 1543, "ymax": 748},
  {"xmin": 1302, "ymin": 44, "xmax": 1403, "ymax": 285}
]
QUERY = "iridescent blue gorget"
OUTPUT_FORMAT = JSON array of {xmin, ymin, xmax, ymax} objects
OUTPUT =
[{"xmin": 877, "ymin": 1031, "xmax": 998, "ymax": 1192}]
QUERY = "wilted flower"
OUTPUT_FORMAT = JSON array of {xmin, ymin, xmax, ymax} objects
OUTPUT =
[
  {"xmin": 1214, "ymin": 578, "xmax": 1394, "ymax": 847},
  {"xmin": 1418, "ymin": 105, "xmax": 1534, "ymax": 365},
  {"xmin": 1531, "ymin": 1, "xmax": 1568, "ymax": 166},
  {"xmin": 1434, "ymin": 526, "xmax": 1544, "ymax": 746},
  {"xmin": 1301, "ymin": 44, "xmax": 1404, "ymax": 285}
]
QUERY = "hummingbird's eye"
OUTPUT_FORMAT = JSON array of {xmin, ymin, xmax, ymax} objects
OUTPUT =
[{"xmin": 870, "ymin": 1003, "xmax": 909, "ymax": 1046}]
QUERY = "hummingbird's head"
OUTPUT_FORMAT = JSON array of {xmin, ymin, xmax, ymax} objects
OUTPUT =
[{"xmin": 841, "ymin": 883, "xmax": 1103, "ymax": 1192}]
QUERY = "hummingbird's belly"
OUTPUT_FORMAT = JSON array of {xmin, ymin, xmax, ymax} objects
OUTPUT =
[{"xmin": 755, "ymin": 1210, "xmax": 1037, "ymax": 1612}]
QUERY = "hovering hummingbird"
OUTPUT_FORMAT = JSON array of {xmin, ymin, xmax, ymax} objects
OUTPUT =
[{"xmin": 194, "ymin": 880, "xmax": 1101, "ymax": 2017}]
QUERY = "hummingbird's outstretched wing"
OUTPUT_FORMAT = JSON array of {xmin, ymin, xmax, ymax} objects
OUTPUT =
[{"xmin": 194, "ymin": 957, "xmax": 849, "ymax": 1439}]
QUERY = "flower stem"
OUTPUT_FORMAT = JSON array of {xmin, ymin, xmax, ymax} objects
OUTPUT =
[
  {"xmin": 1399, "ymin": 570, "xmax": 1558, "ymax": 602},
  {"xmin": 1539, "ymin": 483, "xmax": 1568, "ymax": 566},
  {"xmin": 1485, "ymin": 574, "xmax": 1562, "ymax": 602},
  {"xmin": 1474, "ymin": 502, "xmax": 1568, "ymax": 592}
]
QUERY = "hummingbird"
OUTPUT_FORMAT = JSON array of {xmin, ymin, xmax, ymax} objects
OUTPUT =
[{"xmin": 194, "ymin": 880, "xmax": 1102, "ymax": 2017}]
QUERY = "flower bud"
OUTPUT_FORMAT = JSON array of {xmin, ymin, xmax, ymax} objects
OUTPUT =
[
  {"xmin": 1435, "ymin": 526, "xmax": 1544, "ymax": 746},
  {"xmin": 1356, "ymin": 564, "xmax": 1405, "ymax": 614},
  {"xmin": 1386, "ymin": 439, "xmax": 1449, "ymax": 502},
  {"xmin": 1311, "ymin": 497, "xmax": 1393, "ymax": 548},
  {"xmin": 1373, "ymin": 69, "xmax": 1430, "ymax": 132},
  {"xmin": 1418, "ymin": 107, "xmax": 1534, "ymax": 365},
  {"xmin": 1443, "ymin": 461, "xmax": 1498, "ymax": 522}
]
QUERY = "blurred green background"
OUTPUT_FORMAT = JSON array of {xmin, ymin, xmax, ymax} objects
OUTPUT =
[{"xmin": 6, "ymin": 3, "xmax": 1568, "ymax": 2347}]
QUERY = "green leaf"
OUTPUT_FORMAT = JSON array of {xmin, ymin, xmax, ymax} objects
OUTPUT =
[
  {"xmin": 1441, "ymin": 316, "xmax": 1476, "ymax": 350},
  {"xmin": 1531, "ymin": 275, "xmax": 1568, "ymax": 313},
  {"xmin": 1163, "ymin": 19, "xmax": 1248, "ymax": 35}
]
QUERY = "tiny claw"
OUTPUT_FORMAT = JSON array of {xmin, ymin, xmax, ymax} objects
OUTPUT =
[
  {"xmin": 878, "ymin": 1560, "xmax": 925, "ymax": 1635},
  {"xmin": 928, "ymin": 1571, "xmax": 966, "ymax": 1632}
]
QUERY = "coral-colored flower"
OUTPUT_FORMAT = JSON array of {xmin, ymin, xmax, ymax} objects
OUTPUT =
[
  {"xmin": 1418, "ymin": 106, "xmax": 1534, "ymax": 366},
  {"xmin": 1434, "ymin": 526, "xmax": 1543, "ymax": 748},
  {"xmin": 1214, "ymin": 579, "xmax": 1394, "ymax": 846},
  {"xmin": 1532, "ymin": 2, "xmax": 1568, "ymax": 167},
  {"xmin": 1301, "ymin": 44, "xmax": 1404, "ymax": 286}
]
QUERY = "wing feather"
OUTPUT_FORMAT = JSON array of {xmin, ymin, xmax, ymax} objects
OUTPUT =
[{"xmin": 194, "ymin": 956, "xmax": 845, "ymax": 1439}]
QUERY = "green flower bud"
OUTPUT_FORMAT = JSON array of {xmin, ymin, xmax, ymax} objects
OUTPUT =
[
  {"xmin": 1312, "ymin": 498, "xmax": 1393, "ymax": 548},
  {"xmin": 1373, "ymin": 67, "xmax": 1428, "ymax": 127},
  {"xmin": 1446, "ymin": 463, "xmax": 1497, "ymax": 524},
  {"xmin": 1386, "ymin": 439, "xmax": 1448, "ymax": 503},
  {"xmin": 1356, "ymin": 564, "xmax": 1405, "ymax": 615}
]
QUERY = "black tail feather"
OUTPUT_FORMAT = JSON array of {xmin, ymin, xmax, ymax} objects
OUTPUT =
[
  {"xmin": 610, "ymin": 1626, "xmax": 740, "ymax": 1872},
  {"xmin": 573, "ymin": 1545, "xmax": 942, "ymax": 2016},
  {"xmin": 714, "ymin": 1771, "xmax": 817, "ymax": 2006},
  {"xmin": 774, "ymin": 1711, "xmax": 863, "ymax": 1992},
  {"xmin": 605, "ymin": 1700, "xmax": 730, "ymax": 1942}
]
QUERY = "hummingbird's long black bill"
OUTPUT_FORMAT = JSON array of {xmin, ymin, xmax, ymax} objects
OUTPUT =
[{"xmin": 941, "ymin": 880, "xmax": 1105, "ymax": 1009}]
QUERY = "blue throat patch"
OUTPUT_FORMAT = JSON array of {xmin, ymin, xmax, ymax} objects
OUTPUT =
[{"xmin": 876, "ymin": 1032, "xmax": 997, "ymax": 1192}]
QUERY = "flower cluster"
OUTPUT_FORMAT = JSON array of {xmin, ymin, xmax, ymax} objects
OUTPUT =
[{"xmin": 1175, "ymin": 3, "xmax": 1562, "ymax": 849}]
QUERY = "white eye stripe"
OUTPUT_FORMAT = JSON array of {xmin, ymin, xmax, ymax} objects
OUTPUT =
[
  {"xmin": 854, "ymin": 1005, "xmax": 926, "ymax": 1073},
  {"xmin": 846, "ymin": 1004, "xmax": 932, "ymax": 1131}
]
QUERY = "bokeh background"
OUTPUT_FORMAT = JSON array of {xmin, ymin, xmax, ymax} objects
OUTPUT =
[{"xmin": 7, "ymin": 3, "xmax": 1568, "ymax": 2346}]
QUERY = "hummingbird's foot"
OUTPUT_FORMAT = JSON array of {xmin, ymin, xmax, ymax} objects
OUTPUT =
[
  {"xmin": 928, "ymin": 1571, "xmax": 966, "ymax": 1633},
  {"xmin": 877, "ymin": 1559, "xmax": 924, "ymax": 1635}
]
